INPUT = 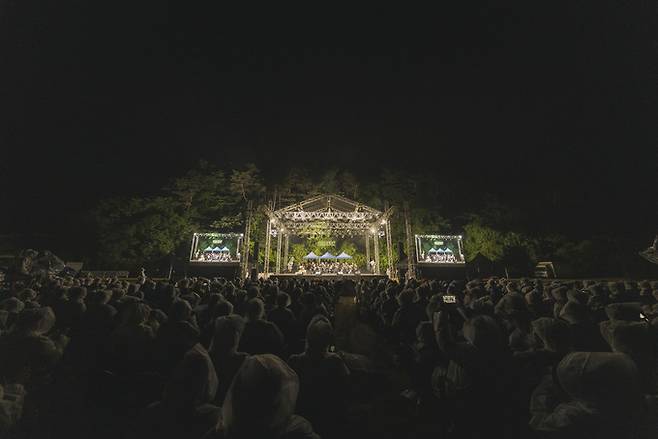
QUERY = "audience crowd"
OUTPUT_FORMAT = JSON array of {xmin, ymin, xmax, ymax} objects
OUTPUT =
[{"xmin": 0, "ymin": 262, "xmax": 657, "ymax": 438}]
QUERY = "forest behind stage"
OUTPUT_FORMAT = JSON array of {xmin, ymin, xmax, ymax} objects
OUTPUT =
[{"xmin": 6, "ymin": 161, "xmax": 656, "ymax": 278}]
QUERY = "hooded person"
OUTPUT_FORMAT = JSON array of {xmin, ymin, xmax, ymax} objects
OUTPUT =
[
  {"xmin": 0, "ymin": 298, "xmax": 25, "ymax": 332},
  {"xmin": 434, "ymin": 312, "xmax": 519, "ymax": 438},
  {"xmin": 206, "ymin": 354, "xmax": 319, "ymax": 439},
  {"xmin": 0, "ymin": 307, "xmax": 67, "ymax": 388},
  {"xmin": 267, "ymin": 292, "xmax": 297, "ymax": 349},
  {"xmin": 133, "ymin": 343, "xmax": 220, "ymax": 439},
  {"xmin": 524, "ymin": 288, "xmax": 550, "ymax": 317},
  {"xmin": 600, "ymin": 317, "xmax": 656, "ymax": 392},
  {"xmin": 530, "ymin": 352, "xmax": 644, "ymax": 439},
  {"xmin": 391, "ymin": 288, "xmax": 425, "ymax": 345},
  {"xmin": 58, "ymin": 286, "xmax": 87, "ymax": 335},
  {"xmin": 81, "ymin": 289, "xmax": 117, "ymax": 335},
  {"xmin": 209, "ymin": 315, "xmax": 248, "ymax": 405},
  {"xmin": 155, "ymin": 300, "xmax": 201, "ymax": 376},
  {"xmin": 288, "ymin": 315, "xmax": 350, "ymax": 436},
  {"xmin": 238, "ymin": 298, "xmax": 284, "ymax": 357},
  {"xmin": 558, "ymin": 298, "xmax": 610, "ymax": 352},
  {"xmin": 107, "ymin": 302, "xmax": 155, "ymax": 374},
  {"xmin": 515, "ymin": 317, "xmax": 573, "ymax": 401}
]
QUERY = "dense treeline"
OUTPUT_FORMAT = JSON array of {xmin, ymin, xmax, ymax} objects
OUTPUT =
[{"xmin": 90, "ymin": 161, "xmax": 652, "ymax": 278}]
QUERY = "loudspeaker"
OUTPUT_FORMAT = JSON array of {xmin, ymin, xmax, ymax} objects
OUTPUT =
[{"xmin": 397, "ymin": 241, "xmax": 405, "ymax": 260}]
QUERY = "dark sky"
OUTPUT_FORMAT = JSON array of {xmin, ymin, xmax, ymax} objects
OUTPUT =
[{"xmin": 1, "ymin": 2, "xmax": 657, "ymax": 241}]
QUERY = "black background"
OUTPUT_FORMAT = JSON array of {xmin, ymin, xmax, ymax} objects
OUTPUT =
[{"xmin": 1, "ymin": 2, "xmax": 656, "ymax": 251}]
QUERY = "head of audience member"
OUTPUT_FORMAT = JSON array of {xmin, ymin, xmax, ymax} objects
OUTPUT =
[
  {"xmin": 211, "ymin": 315, "xmax": 245, "ymax": 355},
  {"xmin": 245, "ymin": 298, "xmax": 265, "ymax": 322},
  {"xmin": 222, "ymin": 355, "xmax": 310, "ymax": 438},
  {"xmin": 305, "ymin": 315, "xmax": 333, "ymax": 356}
]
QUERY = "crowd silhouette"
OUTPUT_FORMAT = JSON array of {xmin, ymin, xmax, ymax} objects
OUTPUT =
[{"xmin": 0, "ymin": 267, "xmax": 657, "ymax": 438}]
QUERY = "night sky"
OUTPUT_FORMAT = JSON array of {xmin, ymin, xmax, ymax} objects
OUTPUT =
[{"xmin": 1, "ymin": 2, "xmax": 656, "ymax": 246}]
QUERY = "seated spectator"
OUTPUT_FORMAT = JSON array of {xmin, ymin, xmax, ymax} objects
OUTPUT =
[
  {"xmin": 391, "ymin": 288, "xmax": 424, "ymax": 345},
  {"xmin": 238, "ymin": 298, "xmax": 284, "ymax": 357},
  {"xmin": 132, "ymin": 343, "xmax": 220, "ymax": 439},
  {"xmin": 0, "ymin": 298, "xmax": 25, "ymax": 333},
  {"xmin": 298, "ymin": 293, "xmax": 328, "ymax": 334},
  {"xmin": 155, "ymin": 300, "xmax": 200, "ymax": 376},
  {"xmin": 209, "ymin": 315, "xmax": 248, "ymax": 404},
  {"xmin": 599, "ymin": 302, "xmax": 656, "ymax": 392},
  {"xmin": 107, "ymin": 302, "xmax": 155, "ymax": 374},
  {"xmin": 59, "ymin": 286, "xmax": 87, "ymax": 335},
  {"xmin": 0, "ymin": 307, "xmax": 68, "ymax": 389},
  {"xmin": 288, "ymin": 315, "xmax": 350, "ymax": 436},
  {"xmin": 434, "ymin": 311, "xmax": 520, "ymax": 438},
  {"xmin": 530, "ymin": 352, "xmax": 644, "ymax": 439},
  {"xmin": 205, "ymin": 354, "xmax": 320, "ymax": 439},
  {"xmin": 559, "ymin": 296, "xmax": 609, "ymax": 352},
  {"xmin": 268, "ymin": 292, "xmax": 297, "ymax": 350}
]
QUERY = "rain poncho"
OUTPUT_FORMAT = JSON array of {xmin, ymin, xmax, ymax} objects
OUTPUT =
[
  {"xmin": 213, "ymin": 354, "xmax": 319, "ymax": 439},
  {"xmin": 133, "ymin": 344, "xmax": 220, "ymax": 439},
  {"xmin": 0, "ymin": 307, "xmax": 62, "ymax": 387},
  {"xmin": 288, "ymin": 317, "xmax": 350, "ymax": 436},
  {"xmin": 209, "ymin": 315, "xmax": 248, "ymax": 404},
  {"xmin": 530, "ymin": 352, "xmax": 643, "ymax": 439}
]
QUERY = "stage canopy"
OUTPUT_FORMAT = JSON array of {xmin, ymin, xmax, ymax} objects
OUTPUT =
[
  {"xmin": 303, "ymin": 251, "xmax": 319, "ymax": 259},
  {"xmin": 319, "ymin": 252, "xmax": 336, "ymax": 259},
  {"xmin": 336, "ymin": 252, "xmax": 352, "ymax": 259},
  {"xmin": 266, "ymin": 194, "xmax": 392, "ymax": 238},
  {"xmin": 263, "ymin": 194, "xmax": 395, "ymax": 276}
]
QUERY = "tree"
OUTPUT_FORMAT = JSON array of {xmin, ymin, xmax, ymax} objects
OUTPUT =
[
  {"xmin": 93, "ymin": 196, "xmax": 189, "ymax": 269},
  {"xmin": 229, "ymin": 163, "xmax": 266, "ymax": 202},
  {"xmin": 463, "ymin": 221, "xmax": 505, "ymax": 262}
]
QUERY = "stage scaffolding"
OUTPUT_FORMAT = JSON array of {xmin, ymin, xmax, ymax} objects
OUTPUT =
[{"xmin": 263, "ymin": 194, "xmax": 395, "ymax": 278}]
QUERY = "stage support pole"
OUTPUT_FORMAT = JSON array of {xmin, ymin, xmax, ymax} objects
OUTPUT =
[
  {"xmin": 283, "ymin": 234, "xmax": 289, "ymax": 272},
  {"xmin": 373, "ymin": 230, "xmax": 380, "ymax": 275},
  {"xmin": 384, "ymin": 201, "xmax": 394, "ymax": 279},
  {"xmin": 275, "ymin": 229, "xmax": 283, "ymax": 274},
  {"xmin": 241, "ymin": 200, "xmax": 253, "ymax": 279},
  {"xmin": 403, "ymin": 201, "xmax": 415, "ymax": 280},
  {"xmin": 365, "ymin": 233, "xmax": 370, "ymax": 271},
  {"xmin": 386, "ymin": 219, "xmax": 394, "ymax": 279},
  {"xmin": 264, "ymin": 219, "xmax": 272, "ymax": 275}
]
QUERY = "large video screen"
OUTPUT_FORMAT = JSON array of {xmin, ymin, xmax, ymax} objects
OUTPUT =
[
  {"xmin": 190, "ymin": 232, "xmax": 243, "ymax": 263},
  {"xmin": 415, "ymin": 234, "xmax": 465, "ymax": 264}
]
